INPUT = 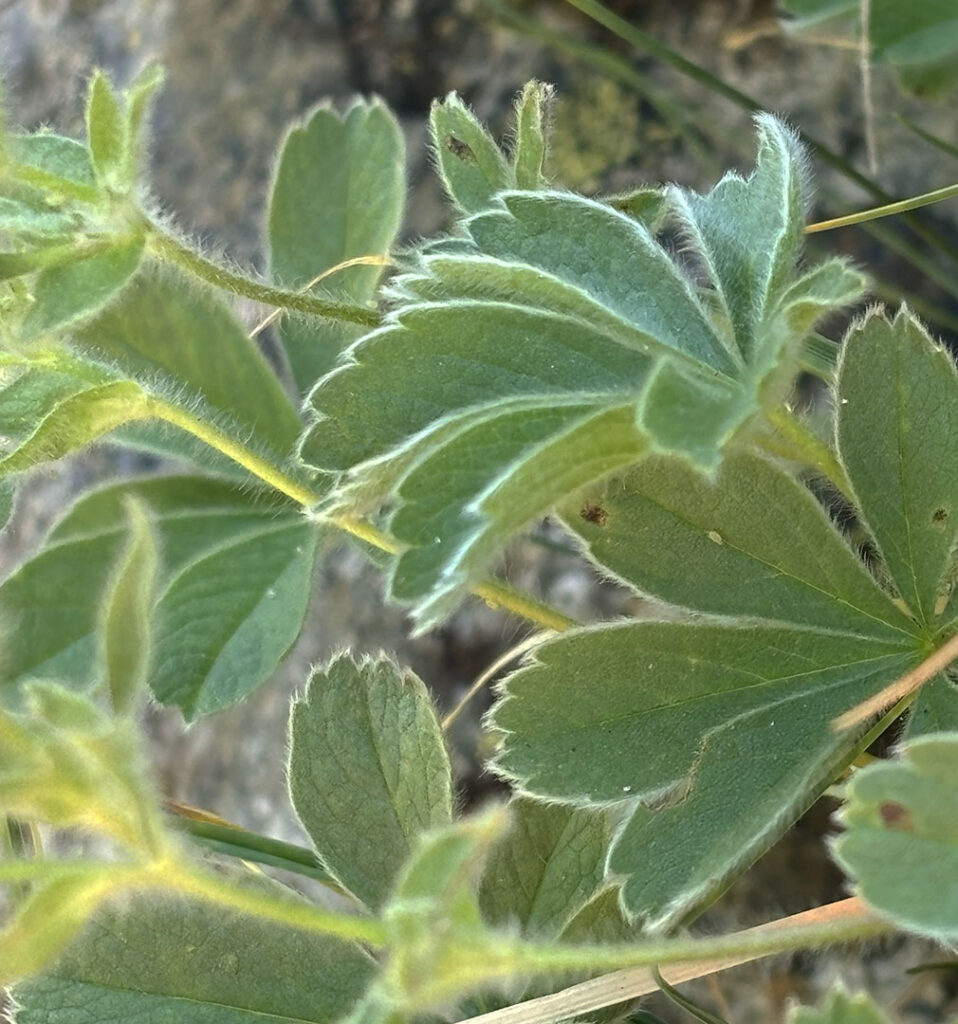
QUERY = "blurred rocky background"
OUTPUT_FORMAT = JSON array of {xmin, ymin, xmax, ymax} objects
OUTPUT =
[{"xmin": 2, "ymin": 1, "xmax": 957, "ymax": 1020}]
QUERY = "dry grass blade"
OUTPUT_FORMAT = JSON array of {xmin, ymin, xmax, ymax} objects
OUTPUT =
[
  {"xmin": 455, "ymin": 899, "xmax": 873, "ymax": 1024},
  {"xmin": 249, "ymin": 254, "xmax": 391, "ymax": 337}
]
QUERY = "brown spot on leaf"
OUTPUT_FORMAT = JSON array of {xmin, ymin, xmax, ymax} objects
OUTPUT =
[
  {"xmin": 445, "ymin": 135, "xmax": 476, "ymax": 163},
  {"xmin": 879, "ymin": 801, "xmax": 913, "ymax": 831},
  {"xmin": 580, "ymin": 503, "xmax": 608, "ymax": 527},
  {"xmin": 933, "ymin": 507, "xmax": 949, "ymax": 526}
]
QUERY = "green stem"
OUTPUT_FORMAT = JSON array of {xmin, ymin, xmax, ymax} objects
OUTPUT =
[
  {"xmin": 169, "ymin": 814, "xmax": 340, "ymax": 889},
  {"xmin": 147, "ymin": 398, "xmax": 319, "ymax": 507},
  {"xmin": 448, "ymin": 898, "xmax": 888, "ymax": 1022},
  {"xmin": 807, "ymin": 181, "xmax": 958, "ymax": 234},
  {"xmin": 145, "ymin": 221, "xmax": 382, "ymax": 329},
  {"xmin": 514, "ymin": 902, "xmax": 885, "ymax": 979},
  {"xmin": 145, "ymin": 400, "xmax": 578, "ymax": 634},
  {"xmin": 758, "ymin": 405, "xmax": 853, "ymax": 497},
  {"xmin": 171, "ymin": 864, "xmax": 386, "ymax": 947}
]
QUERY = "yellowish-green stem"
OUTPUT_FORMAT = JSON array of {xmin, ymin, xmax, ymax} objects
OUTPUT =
[{"xmin": 146, "ymin": 400, "xmax": 577, "ymax": 634}]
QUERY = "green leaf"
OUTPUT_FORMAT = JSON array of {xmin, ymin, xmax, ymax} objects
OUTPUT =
[
  {"xmin": 0, "ymin": 681, "xmax": 162, "ymax": 851},
  {"xmin": 12, "ymin": 886, "xmax": 375, "ymax": 1023},
  {"xmin": 0, "ymin": 198, "xmax": 80, "ymax": 240},
  {"xmin": 388, "ymin": 403, "xmax": 646, "ymax": 627},
  {"xmin": 77, "ymin": 268, "xmax": 301, "ymax": 455},
  {"xmin": 149, "ymin": 515, "xmax": 318, "ymax": 719},
  {"xmin": 0, "ymin": 475, "xmax": 299, "ymax": 700},
  {"xmin": 99, "ymin": 497, "xmax": 157, "ymax": 715},
  {"xmin": 493, "ymin": 621, "xmax": 916, "ymax": 928},
  {"xmin": 788, "ymin": 986, "xmax": 892, "ymax": 1024},
  {"xmin": 904, "ymin": 675, "xmax": 958, "ymax": 738},
  {"xmin": 837, "ymin": 310, "xmax": 958, "ymax": 627},
  {"xmin": 383, "ymin": 809, "xmax": 511, "ymax": 1012},
  {"xmin": 668, "ymin": 112, "xmax": 806, "ymax": 365},
  {"xmin": 8, "ymin": 132, "xmax": 98, "ymax": 197},
  {"xmin": 19, "ymin": 235, "xmax": 144, "ymax": 339},
  {"xmin": 122, "ymin": 62, "xmax": 164, "ymax": 179},
  {"xmin": 512, "ymin": 81, "xmax": 552, "ymax": 189},
  {"xmin": 289, "ymin": 654, "xmax": 453, "ymax": 910},
  {"xmin": 781, "ymin": 0, "xmax": 958, "ymax": 95},
  {"xmin": 429, "ymin": 92, "xmax": 513, "ymax": 214},
  {"xmin": 0, "ymin": 379, "xmax": 151, "ymax": 475},
  {"xmin": 833, "ymin": 732, "xmax": 958, "ymax": 942},
  {"xmin": 268, "ymin": 100, "xmax": 405, "ymax": 393},
  {"xmin": 85, "ymin": 69, "xmax": 127, "ymax": 190},
  {"xmin": 304, "ymin": 116, "xmax": 863, "ymax": 626},
  {"xmin": 0, "ymin": 364, "xmax": 91, "ymax": 445},
  {"xmin": 563, "ymin": 450, "xmax": 913, "ymax": 641},
  {"xmin": 0, "ymin": 867, "xmax": 124, "ymax": 988},
  {"xmin": 478, "ymin": 797, "xmax": 619, "ymax": 937}
]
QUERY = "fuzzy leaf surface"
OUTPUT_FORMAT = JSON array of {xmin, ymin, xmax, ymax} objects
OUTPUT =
[
  {"xmin": 78, "ymin": 269, "xmax": 302, "ymax": 455},
  {"xmin": 478, "ymin": 798, "xmax": 619, "ymax": 937},
  {"xmin": 0, "ymin": 379, "xmax": 150, "ymax": 475},
  {"xmin": 303, "ymin": 116, "xmax": 863, "ymax": 626},
  {"xmin": 268, "ymin": 100, "xmax": 404, "ymax": 393},
  {"xmin": 289, "ymin": 654, "xmax": 452, "ymax": 910},
  {"xmin": 493, "ymin": 620, "xmax": 915, "ymax": 927},
  {"xmin": 85, "ymin": 70, "xmax": 126, "ymax": 189},
  {"xmin": 837, "ymin": 310, "xmax": 958, "ymax": 627},
  {"xmin": 429, "ymin": 92, "xmax": 513, "ymax": 214},
  {"xmin": 12, "ymin": 888, "xmax": 375, "ymax": 1024},
  {"xmin": 149, "ymin": 516, "xmax": 317, "ymax": 719},
  {"xmin": 99, "ymin": 498, "xmax": 157, "ymax": 714},
  {"xmin": 0, "ymin": 476, "xmax": 303, "ymax": 704},
  {"xmin": 564, "ymin": 450, "xmax": 912, "ymax": 640},
  {"xmin": 18, "ymin": 236, "xmax": 144, "ymax": 339},
  {"xmin": 0, "ymin": 681, "xmax": 162, "ymax": 851},
  {"xmin": 834, "ymin": 732, "xmax": 958, "ymax": 941}
]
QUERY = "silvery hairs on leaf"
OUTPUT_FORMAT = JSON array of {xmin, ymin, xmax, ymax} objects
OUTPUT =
[{"xmin": 301, "ymin": 113, "xmax": 864, "ymax": 629}]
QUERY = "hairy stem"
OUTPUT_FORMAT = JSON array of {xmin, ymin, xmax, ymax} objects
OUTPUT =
[
  {"xmin": 457, "ymin": 899, "xmax": 887, "ymax": 1024},
  {"xmin": 145, "ymin": 400, "xmax": 578, "ymax": 634},
  {"xmin": 170, "ymin": 863, "xmax": 387, "ymax": 947},
  {"xmin": 145, "ymin": 221, "xmax": 382, "ymax": 328}
]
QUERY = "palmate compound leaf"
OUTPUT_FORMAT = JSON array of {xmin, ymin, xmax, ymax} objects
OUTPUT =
[
  {"xmin": 268, "ymin": 99, "xmax": 405, "ymax": 394},
  {"xmin": 288, "ymin": 654, "xmax": 453, "ymax": 911},
  {"xmin": 11, "ymin": 884, "xmax": 375, "ymax": 1024},
  {"xmin": 0, "ymin": 475, "xmax": 317, "ymax": 718},
  {"xmin": 493, "ymin": 448, "xmax": 920, "ymax": 928},
  {"xmin": 833, "ymin": 732, "xmax": 958, "ymax": 942},
  {"xmin": 301, "ymin": 113, "xmax": 865, "ymax": 630},
  {"xmin": 493, "ymin": 310, "xmax": 958, "ymax": 928}
]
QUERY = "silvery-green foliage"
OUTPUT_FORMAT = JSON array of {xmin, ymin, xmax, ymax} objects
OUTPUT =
[{"xmin": 302, "ymin": 115, "xmax": 864, "ymax": 628}]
